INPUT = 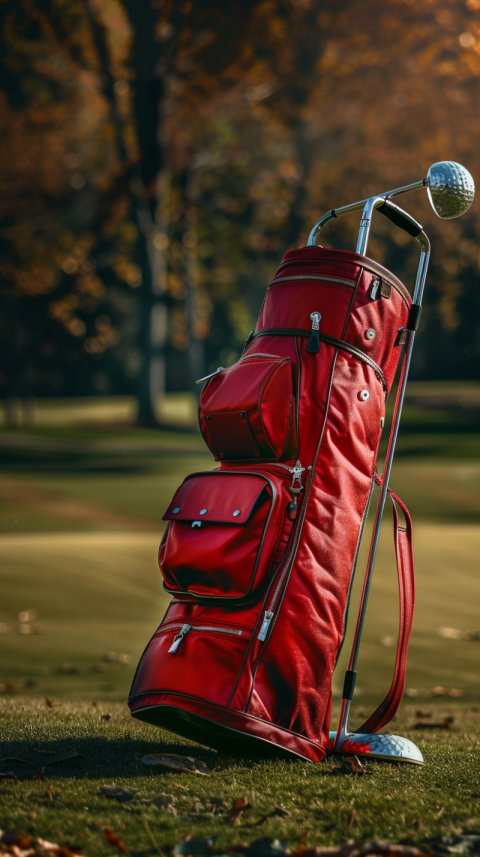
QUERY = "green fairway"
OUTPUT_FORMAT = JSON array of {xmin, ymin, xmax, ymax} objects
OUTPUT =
[
  {"xmin": 0, "ymin": 699, "xmax": 479, "ymax": 855},
  {"xmin": 1, "ymin": 392, "xmax": 480, "ymax": 850}
]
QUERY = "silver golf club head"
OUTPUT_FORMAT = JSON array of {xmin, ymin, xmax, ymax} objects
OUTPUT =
[
  {"xmin": 329, "ymin": 731, "xmax": 423, "ymax": 765},
  {"xmin": 426, "ymin": 161, "xmax": 475, "ymax": 219}
]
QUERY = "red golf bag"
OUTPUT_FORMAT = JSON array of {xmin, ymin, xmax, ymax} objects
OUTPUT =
[{"xmin": 128, "ymin": 245, "xmax": 415, "ymax": 762}]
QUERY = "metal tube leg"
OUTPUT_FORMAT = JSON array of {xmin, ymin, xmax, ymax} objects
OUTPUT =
[{"xmin": 334, "ymin": 236, "xmax": 429, "ymax": 750}]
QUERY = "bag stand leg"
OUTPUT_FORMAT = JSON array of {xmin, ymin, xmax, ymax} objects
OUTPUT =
[{"xmin": 329, "ymin": 210, "xmax": 430, "ymax": 764}]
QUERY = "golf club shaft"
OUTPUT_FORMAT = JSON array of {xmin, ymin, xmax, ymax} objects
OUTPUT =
[{"xmin": 334, "ymin": 234, "xmax": 430, "ymax": 749}]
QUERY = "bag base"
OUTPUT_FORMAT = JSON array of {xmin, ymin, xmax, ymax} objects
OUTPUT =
[{"xmin": 129, "ymin": 693, "xmax": 326, "ymax": 762}]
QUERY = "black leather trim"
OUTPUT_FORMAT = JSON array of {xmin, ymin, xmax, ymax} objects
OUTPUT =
[{"xmin": 253, "ymin": 328, "xmax": 387, "ymax": 392}]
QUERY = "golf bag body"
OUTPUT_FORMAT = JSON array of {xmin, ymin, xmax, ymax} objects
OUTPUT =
[{"xmin": 128, "ymin": 246, "xmax": 414, "ymax": 762}]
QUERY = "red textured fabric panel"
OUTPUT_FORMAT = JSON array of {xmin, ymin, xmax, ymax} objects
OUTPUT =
[{"xmin": 129, "ymin": 246, "xmax": 412, "ymax": 759}]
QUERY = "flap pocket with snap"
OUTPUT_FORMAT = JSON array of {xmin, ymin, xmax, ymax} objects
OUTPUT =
[{"xmin": 159, "ymin": 470, "xmax": 290, "ymax": 602}]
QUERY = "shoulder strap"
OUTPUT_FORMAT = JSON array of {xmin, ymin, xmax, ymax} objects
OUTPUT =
[{"xmin": 356, "ymin": 478, "xmax": 415, "ymax": 734}]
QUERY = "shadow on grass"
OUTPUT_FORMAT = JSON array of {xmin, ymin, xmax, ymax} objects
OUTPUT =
[{"xmin": 0, "ymin": 735, "xmax": 310, "ymax": 780}]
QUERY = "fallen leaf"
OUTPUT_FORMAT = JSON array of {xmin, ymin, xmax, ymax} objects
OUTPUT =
[
  {"xmin": 0, "ymin": 829, "xmax": 34, "ymax": 847},
  {"xmin": 256, "ymin": 806, "xmax": 291, "ymax": 825},
  {"xmin": 45, "ymin": 698, "xmax": 60, "ymax": 708},
  {"xmin": 245, "ymin": 840, "xmax": 290, "ymax": 857},
  {"xmin": 98, "ymin": 785, "xmax": 140, "ymax": 802},
  {"xmin": 227, "ymin": 796, "xmax": 251, "ymax": 824},
  {"xmin": 333, "ymin": 755, "xmax": 371, "ymax": 775},
  {"xmin": 438, "ymin": 627, "xmax": 480, "ymax": 641},
  {"xmin": 46, "ymin": 785, "xmax": 53, "ymax": 802},
  {"xmin": 349, "ymin": 809, "xmax": 358, "ymax": 828},
  {"xmin": 434, "ymin": 807, "xmax": 445, "ymax": 820},
  {"xmin": 413, "ymin": 719, "xmax": 453, "ymax": 730},
  {"xmin": 140, "ymin": 753, "xmax": 210, "ymax": 775},
  {"xmin": 104, "ymin": 652, "xmax": 131, "ymax": 663},
  {"xmin": 141, "ymin": 792, "xmax": 176, "ymax": 811},
  {"xmin": 104, "ymin": 826, "xmax": 128, "ymax": 854},
  {"xmin": 174, "ymin": 837, "xmax": 218, "ymax": 857},
  {"xmin": 429, "ymin": 686, "xmax": 463, "ymax": 698},
  {"xmin": 22, "ymin": 748, "xmax": 83, "ymax": 766},
  {"xmin": 415, "ymin": 710, "xmax": 432, "ymax": 718}
]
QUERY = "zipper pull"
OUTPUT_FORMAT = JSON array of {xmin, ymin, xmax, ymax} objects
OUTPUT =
[
  {"xmin": 287, "ymin": 498, "xmax": 298, "ymax": 520},
  {"xmin": 307, "ymin": 312, "xmax": 321, "ymax": 353},
  {"xmin": 258, "ymin": 611, "xmax": 274, "ymax": 642},
  {"xmin": 196, "ymin": 367, "xmax": 224, "ymax": 385},
  {"xmin": 289, "ymin": 460, "xmax": 305, "ymax": 495},
  {"xmin": 168, "ymin": 624, "xmax": 191, "ymax": 653}
]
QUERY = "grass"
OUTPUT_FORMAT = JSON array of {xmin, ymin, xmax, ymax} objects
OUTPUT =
[
  {"xmin": 1, "ymin": 389, "xmax": 480, "ymax": 849},
  {"xmin": 0, "ymin": 700, "xmax": 479, "ymax": 855}
]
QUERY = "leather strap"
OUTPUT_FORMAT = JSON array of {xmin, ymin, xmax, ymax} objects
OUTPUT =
[{"xmin": 355, "ymin": 475, "xmax": 415, "ymax": 734}]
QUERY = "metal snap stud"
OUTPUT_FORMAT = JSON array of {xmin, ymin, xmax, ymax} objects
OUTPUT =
[
  {"xmin": 233, "ymin": 510, "xmax": 241, "ymax": 517},
  {"xmin": 359, "ymin": 389, "xmax": 370, "ymax": 401},
  {"xmin": 173, "ymin": 507, "xmax": 180, "ymax": 514},
  {"xmin": 365, "ymin": 328, "xmax": 375, "ymax": 340},
  {"xmin": 199, "ymin": 508, "xmax": 207, "ymax": 515}
]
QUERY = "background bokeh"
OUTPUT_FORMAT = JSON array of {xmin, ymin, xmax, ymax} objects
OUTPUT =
[{"xmin": 1, "ymin": 0, "xmax": 480, "ymax": 708}]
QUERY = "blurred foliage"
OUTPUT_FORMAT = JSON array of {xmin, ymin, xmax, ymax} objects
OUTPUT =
[{"xmin": 1, "ymin": 0, "xmax": 480, "ymax": 416}]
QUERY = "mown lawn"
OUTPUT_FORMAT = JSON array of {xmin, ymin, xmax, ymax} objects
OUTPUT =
[
  {"xmin": 1, "ymin": 390, "xmax": 480, "ymax": 850},
  {"xmin": 0, "ymin": 699, "xmax": 479, "ymax": 855}
]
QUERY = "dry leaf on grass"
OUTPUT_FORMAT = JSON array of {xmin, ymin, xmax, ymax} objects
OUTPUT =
[
  {"xmin": 0, "ymin": 828, "xmax": 85, "ymax": 856},
  {"xmin": 45, "ymin": 698, "xmax": 60, "ymax": 708},
  {"xmin": 256, "ymin": 807, "xmax": 291, "ymax": 825},
  {"xmin": 430, "ymin": 687, "xmax": 463, "ymax": 698},
  {"xmin": 226, "ymin": 796, "xmax": 251, "ymax": 824},
  {"xmin": 98, "ymin": 785, "xmax": 140, "ymax": 802},
  {"xmin": 174, "ymin": 836, "xmax": 218, "ymax": 857},
  {"xmin": 332, "ymin": 755, "xmax": 371, "ymax": 776},
  {"xmin": 413, "ymin": 718, "xmax": 453, "ymax": 730},
  {"xmin": 104, "ymin": 827, "xmax": 128, "ymax": 854},
  {"xmin": 21, "ymin": 748, "xmax": 83, "ymax": 767},
  {"xmin": 140, "ymin": 753, "xmax": 210, "ymax": 775},
  {"xmin": 141, "ymin": 792, "xmax": 176, "ymax": 811}
]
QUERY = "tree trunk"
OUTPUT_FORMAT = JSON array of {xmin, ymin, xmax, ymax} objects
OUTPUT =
[{"xmin": 122, "ymin": 0, "xmax": 167, "ymax": 426}]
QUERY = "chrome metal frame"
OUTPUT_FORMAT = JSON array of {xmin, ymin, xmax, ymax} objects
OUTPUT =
[
  {"xmin": 307, "ymin": 178, "xmax": 426, "ymax": 248},
  {"xmin": 308, "ymin": 187, "xmax": 430, "ymax": 764}
]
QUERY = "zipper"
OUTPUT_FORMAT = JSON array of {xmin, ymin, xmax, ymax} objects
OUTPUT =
[
  {"xmin": 166, "ymin": 623, "xmax": 244, "ymax": 653},
  {"xmin": 270, "ymin": 274, "xmax": 355, "ymax": 288},
  {"xmin": 255, "ymin": 460, "xmax": 307, "ymax": 642},
  {"xmin": 273, "ymin": 257, "xmax": 410, "ymax": 306},
  {"xmin": 196, "ymin": 353, "xmax": 283, "ymax": 384},
  {"xmin": 307, "ymin": 311, "xmax": 321, "ymax": 353},
  {"xmin": 252, "ymin": 328, "xmax": 387, "ymax": 392}
]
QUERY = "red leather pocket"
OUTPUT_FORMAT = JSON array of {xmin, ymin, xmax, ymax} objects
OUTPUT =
[
  {"xmin": 159, "ymin": 470, "xmax": 290, "ymax": 601},
  {"xmin": 199, "ymin": 354, "xmax": 297, "ymax": 461},
  {"xmin": 131, "ymin": 614, "xmax": 252, "ymax": 707}
]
